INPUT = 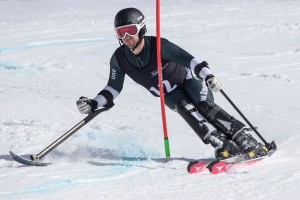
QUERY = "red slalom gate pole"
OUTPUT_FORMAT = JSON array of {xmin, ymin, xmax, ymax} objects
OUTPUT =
[{"xmin": 156, "ymin": 0, "xmax": 170, "ymax": 158}]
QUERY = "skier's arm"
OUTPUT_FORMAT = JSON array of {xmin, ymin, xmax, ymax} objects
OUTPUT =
[
  {"xmin": 161, "ymin": 38, "xmax": 221, "ymax": 92},
  {"xmin": 161, "ymin": 38, "xmax": 194, "ymax": 68},
  {"xmin": 93, "ymin": 53, "xmax": 125, "ymax": 107},
  {"xmin": 161, "ymin": 38, "xmax": 212, "ymax": 79},
  {"xmin": 77, "ymin": 53, "xmax": 125, "ymax": 114}
]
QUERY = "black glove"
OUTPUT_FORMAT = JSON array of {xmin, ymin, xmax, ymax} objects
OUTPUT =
[{"xmin": 76, "ymin": 97, "xmax": 98, "ymax": 114}]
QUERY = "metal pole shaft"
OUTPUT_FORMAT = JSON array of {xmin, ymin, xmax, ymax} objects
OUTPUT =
[
  {"xmin": 34, "ymin": 106, "xmax": 113, "ymax": 160},
  {"xmin": 36, "ymin": 120, "xmax": 86, "ymax": 159}
]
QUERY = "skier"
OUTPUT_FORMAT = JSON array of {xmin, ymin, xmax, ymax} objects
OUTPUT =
[{"xmin": 76, "ymin": 8, "xmax": 268, "ymax": 160}]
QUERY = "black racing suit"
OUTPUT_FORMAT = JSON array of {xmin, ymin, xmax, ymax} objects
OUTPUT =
[{"xmin": 105, "ymin": 36, "xmax": 214, "ymax": 110}]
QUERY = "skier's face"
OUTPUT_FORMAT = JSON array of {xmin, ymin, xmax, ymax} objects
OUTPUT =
[{"xmin": 122, "ymin": 35, "xmax": 139, "ymax": 49}]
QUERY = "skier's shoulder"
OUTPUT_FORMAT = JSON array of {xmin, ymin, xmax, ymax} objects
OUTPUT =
[
  {"xmin": 145, "ymin": 35, "xmax": 169, "ymax": 44},
  {"xmin": 110, "ymin": 50, "xmax": 118, "ymax": 65},
  {"xmin": 112, "ymin": 44, "xmax": 124, "ymax": 56},
  {"xmin": 110, "ymin": 51, "xmax": 124, "ymax": 73}
]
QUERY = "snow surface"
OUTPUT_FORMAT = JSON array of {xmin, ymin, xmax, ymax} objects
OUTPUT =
[{"xmin": 1, "ymin": 0, "xmax": 300, "ymax": 199}]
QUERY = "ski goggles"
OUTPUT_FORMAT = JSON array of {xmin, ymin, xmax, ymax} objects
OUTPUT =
[{"xmin": 115, "ymin": 24, "xmax": 142, "ymax": 39}]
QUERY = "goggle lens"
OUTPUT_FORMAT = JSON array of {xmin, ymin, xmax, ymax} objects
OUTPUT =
[{"xmin": 115, "ymin": 24, "xmax": 139, "ymax": 39}]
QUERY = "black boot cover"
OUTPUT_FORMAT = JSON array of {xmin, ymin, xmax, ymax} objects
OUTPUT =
[
  {"xmin": 196, "ymin": 101, "xmax": 245, "ymax": 138},
  {"xmin": 175, "ymin": 101, "xmax": 216, "ymax": 143},
  {"xmin": 176, "ymin": 101, "xmax": 241, "ymax": 159}
]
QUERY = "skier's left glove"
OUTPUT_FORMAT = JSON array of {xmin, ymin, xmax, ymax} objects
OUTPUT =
[
  {"xmin": 76, "ymin": 97, "xmax": 98, "ymax": 114},
  {"xmin": 205, "ymin": 74, "xmax": 222, "ymax": 92}
]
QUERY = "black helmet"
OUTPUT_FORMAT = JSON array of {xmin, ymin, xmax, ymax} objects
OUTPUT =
[{"xmin": 114, "ymin": 8, "xmax": 147, "ymax": 39}]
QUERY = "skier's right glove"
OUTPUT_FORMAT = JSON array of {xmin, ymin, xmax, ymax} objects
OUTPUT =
[
  {"xmin": 194, "ymin": 61, "xmax": 221, "ymax": 91},
  {"xmin": 76, "ymin": 97, "xmax": 98, "ymax": 114},
  {"xmin": 205, "ymin": 74, "xmax": 222, "ymax": 92}
]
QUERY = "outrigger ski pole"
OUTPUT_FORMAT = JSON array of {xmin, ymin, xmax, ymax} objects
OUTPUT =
[
  {"xmin": 220, "ymin": 89, "xmax": 277, "ymax": 155},
  {"xmin": 9, "ymin": 104, "xmax": 114, "ymax": 166}
]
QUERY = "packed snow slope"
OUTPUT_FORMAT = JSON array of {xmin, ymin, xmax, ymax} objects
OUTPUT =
[{"xmin": 1, "ymin": 0, "xmax": 300, "ymax": 199}]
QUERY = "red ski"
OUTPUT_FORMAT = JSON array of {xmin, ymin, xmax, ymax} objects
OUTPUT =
[{"xmin": 187, "ymin": 156, "xmax": 266, "ymax": 174}]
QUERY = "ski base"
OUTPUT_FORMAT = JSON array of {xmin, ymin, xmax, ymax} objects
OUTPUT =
[
  {"xmin": 9, "ymin": 151, "xmax": 51, "ymax": 166},
  {"xmin": 187, "ymin": 156, "xmax": 267, "ymax": 174}
]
